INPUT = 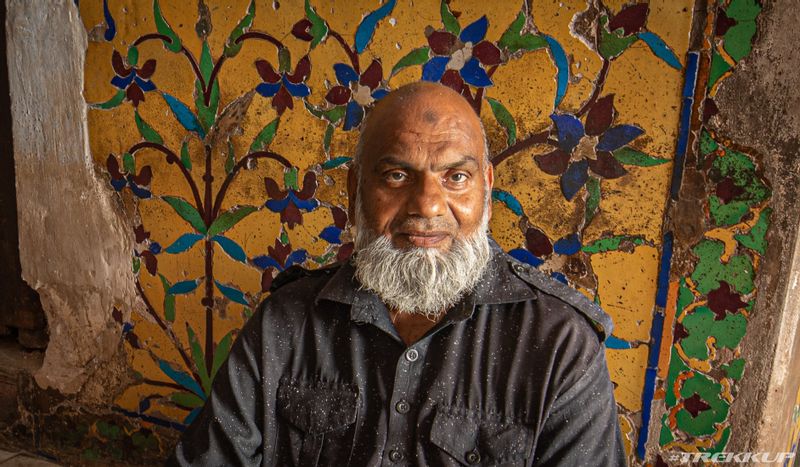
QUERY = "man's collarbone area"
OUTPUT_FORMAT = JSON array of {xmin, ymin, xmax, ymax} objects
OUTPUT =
[{"xmin": 269, "ymin": 263, "xmax": 342, "ymax": 293}]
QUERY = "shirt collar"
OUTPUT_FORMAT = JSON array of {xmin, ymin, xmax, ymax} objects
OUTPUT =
[{"xmin": 316, "ymin": 237, "xmax": 536, "ymax": 323}]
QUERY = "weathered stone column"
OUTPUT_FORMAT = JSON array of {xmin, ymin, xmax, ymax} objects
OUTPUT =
[{"xmin": 6, "ymin": 0, "xmax": 137, "ymax": 395}]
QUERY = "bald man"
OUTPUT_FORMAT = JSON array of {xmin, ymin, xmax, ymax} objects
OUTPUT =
[{"xmin": 169, "ymin": 82, "xmax": 626, "ymax": 466}]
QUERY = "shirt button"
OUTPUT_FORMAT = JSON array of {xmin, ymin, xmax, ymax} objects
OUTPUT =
[
  {"xmin": 389, "ymin": 450, "xmax": 403, "ymax": 462},
  {"xmin": 405, "ymin": 348, "xmax": 419, "ymax": 362},
  {"xmin": 465, "ymin": 449, "xmax": 481, "ymax": 464},
  {"xmin": 395, "ymin": 399, "xmax": 410, "ymax": 414}
]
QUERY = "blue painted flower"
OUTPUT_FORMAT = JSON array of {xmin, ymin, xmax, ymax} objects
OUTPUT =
[
  {"xmin": 264, "ymin": 171, "xmax": 319, "ymax": 228},
  {"xmin": 534, "ymin": 95, "xmax": 643, "ymax": 200},
  {"xmin": 325, "ymin": 60, "xmax": 389, "ymax": 131},
  {"xmin": 255, "ymin": 56, "xmax": 311, "ymax": 115},
  {"xmin": 110, "ymin": 50, "xmax": 156, "ymax": 107},
  {"xmin": 421, "ymin": 16, "xmax": 502, "ymax": 92},
  {"xmin": 251, "ymin": 239, "xmax": 308, "ymax": 292}
]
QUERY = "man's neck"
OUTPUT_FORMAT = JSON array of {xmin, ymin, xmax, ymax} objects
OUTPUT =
[{"xmin": 389, "ymin": 309, "xmax": 443, "ymax": 346}]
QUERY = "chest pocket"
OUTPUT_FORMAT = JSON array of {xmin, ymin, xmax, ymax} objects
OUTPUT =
[
  {"xmin": 429, "ymin": 406, "xmax": 534, "ymax": 466},
  {"xmin": 276, "ymin": 379, "xmax": 359, "ymax": 467}
]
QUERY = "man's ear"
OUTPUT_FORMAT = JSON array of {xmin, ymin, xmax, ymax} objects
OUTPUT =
[
  {"xmin": 347, "ymin": 164, "xmax": 358, "ymax": 223},
  {"xmin": 486, "ymin": 161, "xmax": 494, "ymax": 218}
]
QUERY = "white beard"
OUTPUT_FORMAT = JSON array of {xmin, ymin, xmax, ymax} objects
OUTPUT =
[{"xmin": 352, "ymin": 189, "xmax": 492, "ymax": 320}]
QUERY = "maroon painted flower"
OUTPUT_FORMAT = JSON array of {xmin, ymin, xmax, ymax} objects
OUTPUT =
[
  {"xmin": 110, "ymin": 50, "xmax": 156, "ymax": 107},
  {"xmin": 255, "ymin": 55, "xmax": 311, "ymax": 115}
]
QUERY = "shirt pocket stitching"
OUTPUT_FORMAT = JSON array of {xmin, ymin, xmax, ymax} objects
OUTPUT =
[{"xmin": 429, "ymin": 405, "xmax": 534, "ymax": 465}]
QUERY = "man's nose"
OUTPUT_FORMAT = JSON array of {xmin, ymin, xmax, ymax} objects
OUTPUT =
[{"xmin": 406, "ymin": 173, "xmax": 447, "ymax": 219}]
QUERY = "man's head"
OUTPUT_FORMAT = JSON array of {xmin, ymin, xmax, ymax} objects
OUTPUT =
[{"xmin": 348, "ymin": 81, "xmax": 494, "ymax": 319}]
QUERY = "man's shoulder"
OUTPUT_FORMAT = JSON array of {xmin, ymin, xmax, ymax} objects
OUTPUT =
[
  {"xmin": 268, "ymin": 262, "xmax": 343, "ymax": 295},
  {"xmin": 500, "ymin": 253, "xmax": 614, "ymax": 342}
]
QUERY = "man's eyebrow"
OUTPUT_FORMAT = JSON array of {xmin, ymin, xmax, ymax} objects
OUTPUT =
[
  {"xmin": 374, "ymin": 155, "xmax": 480, "ymax": 172},
  {"xmin": 374, "ymin": 156, "xmax": 415, "ymax": 171},
  {"xmin": 432, "ymin": 155, "xmax": 479, "ymax": 172}
]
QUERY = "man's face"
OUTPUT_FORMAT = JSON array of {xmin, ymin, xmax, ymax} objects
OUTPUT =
[{"xmin": 349, "ymin": 84, "xmax": 493, "ymax": 250}]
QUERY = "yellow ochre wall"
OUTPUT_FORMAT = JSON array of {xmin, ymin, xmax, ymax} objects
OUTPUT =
[{"xmin": 78, "ymin": 0, "xmax": 769, "ymax": 464}]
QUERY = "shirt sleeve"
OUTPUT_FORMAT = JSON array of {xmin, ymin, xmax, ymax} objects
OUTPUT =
[
  {"xmin": 166, "ymin": 305, "xmax": 265, "ymax": 466},
  {"xmin": 532, "ymin": 346, "xmax": 627, "ymax": 467}
]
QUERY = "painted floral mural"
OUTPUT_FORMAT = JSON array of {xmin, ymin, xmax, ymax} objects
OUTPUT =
[{"xmin": 78, "ymin": 0, "xmax": 768, "ymax": 464}]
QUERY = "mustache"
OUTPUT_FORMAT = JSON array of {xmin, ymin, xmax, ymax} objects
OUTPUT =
[{"xmin": 393, "ymin": 217, "xmax": 457, "ymax": 234}]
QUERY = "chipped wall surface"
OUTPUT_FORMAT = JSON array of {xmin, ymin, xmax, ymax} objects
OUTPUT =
[
  {"xmin": 3, "ymin": 0, "xmax": 799, "ymax": 464},
  {"xmin": 6, "ymin": 0, "xmax": 137, "ymax": 395}
]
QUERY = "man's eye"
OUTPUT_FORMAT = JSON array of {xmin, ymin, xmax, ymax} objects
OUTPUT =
[
  {"xmin": 386, "ymin": 171, "xmax": 407, "ymax": 182},
  {"xmin": 449, "ymin": 172, "xmax": 469, "ymax": 183}
]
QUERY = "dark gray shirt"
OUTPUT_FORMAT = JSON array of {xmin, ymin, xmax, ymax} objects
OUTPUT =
[{"xmin": 168, "ymin": 242, "xmax": 627, "ymax": 466}]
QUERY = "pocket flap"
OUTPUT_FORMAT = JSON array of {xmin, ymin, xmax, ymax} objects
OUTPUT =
[
  {"xmin": 430, "ymin": 407, "xmax": 533, "ymax": 464},
  {"xmin": 277, "ymin": 379, "xmax": 358, "ymax": 434}
]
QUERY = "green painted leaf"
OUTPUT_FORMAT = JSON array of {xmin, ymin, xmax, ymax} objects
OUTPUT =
[
  {"xmin": 134, "ymin": 110, "xmax": 164, "ymax": 144},
  {"xmin": 390, "ymin": 47, "xmax": 431, "ymax": 76},
  {"xmin": 498, "ymin": 12, "xmax": 547, "ymax": 53},
  {"xmin": 225, "ymin": 141, "xmax": 235, "ymax": 174},
  {"xmin": 284, "ymin": 167, "xmax": 299, "ymax": 191},
  {"xmin": 726, "ymin": 0, "xmax": 761, "ymax": 21},
  {"xmin": 171, "ymin": 391, "xmax": 205, "ymax": 408},
  {"xmin": 691, "ymin": 239, "xmax": 754, "ymax": 294},
  {"xmin": 132, "ymin": 256, "xmax": 141, "ymax": 274},
  {"xmin": 314, "ymin": 251, "xmax": 335, "ymax": 264},
  {"xmin": 92, "ymin": 90, "xmax": 126, "ymax": 109},
  {"xmin": 305, "ymin": 0, "xmax": 329, "ymax": 48},
  {"xmin": 208, "ymin": 205, "xmax": 258, "ymax": 237},
  {"xmin": 499, "ymin": 11, "xmax": 524, "ymax": 49},
  {"xmin": 195, "ymin": 79, "xmax": 219, "ymax": 132},
  {"xmin": 582, "ymin": 235, "xmax": 645, "ymax": 254},
  {"xmin": 709, "ymin": 196, "xmax": 749, "ymax": 227},
  {"xmin": 723, "ymin": 21, "xmax": 757, "ymax": 62},
  {"xmin": 180, "ymin": 141, "xmax": 192, "ymax": 170},
  {"xmin": 186, "ymin": 325, "xmax": 211, "ymax": 395},
  {"xmin": 707, "ymin": 52, "xmax": 732, "ymax": 89},
  {"xmin": 304, "ymin": 103, "xmax": 346, "ymax": 123},
  {"xmin": 440, "ymin": 0, "xmax": 460, "ymax": 35},
  {"xmin": 162, "ymin": 196, "xmax": 207, "ymax": 233},
  {"xmin": 486, "ymin": 98, "xmax": 516, "ymax": 146},
  {"xmin": 675, "ymin": 372, "xmax": 729, "ymax": 436},
  {"xmin": 210, "ymin": 331, "xmax": 233, "ymax": 381},
  {"xmin": 153, "ymin": 0, "xmax": 182, "ymax": 53},
  {"xmin": 127, "ymin": 46, "xmax": 139, "ymax": 66},
  {"xmin": 612, "ymin": 147, "xmax": 670, "ymax": 167},
  {"xmin": 598, "ymin": 16, "xmax": 638, "ymax": 59},
  {"xmin": 323, "ymin": 123, "xmax": 334, "ymax": 154},
  {"xmin": 122, "ymin": 152, "xmax": 136, "ymax": 174},
  {"xmin": 250, "ymin": 118, "xmax": 280, "ymax": 152},
  {"xmin": 722, "ymin": 358, "xmax": 745, "ymax": 380},
  {"xmin": 224, "ymin": 0, "xmax": 255, "ymax": 58},
  {"xmin": 196, "ymin": 41, "xmax": 219, "ymax": 131},
  {"xmin": 734, "ymin": 207, "xmax": 771, "ymax": 254},
  {"xmin": 158, "ymin": 274, "xmax": 176, "ymax": 322},
  {"xmin": 699, "ymin": 130, "xmax": 718, "ymax": 156},
  {"xmin": 585, "ymin": 177, "xmax": 600, "ymax": 225}
]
